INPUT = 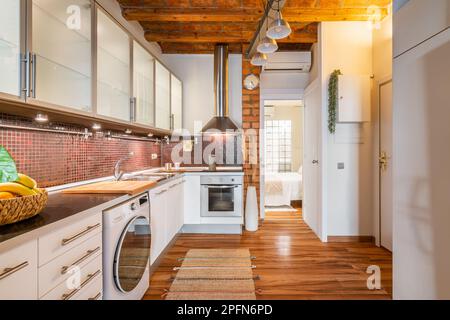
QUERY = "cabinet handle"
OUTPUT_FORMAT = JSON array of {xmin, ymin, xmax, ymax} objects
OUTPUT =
[
  {"xmin": 130, "ymin": 97, "xmax": 137, "ymax": 122},
  {"xmin": 61, "ymin": 247, "xmax": 101, "ymax": 275},
  {"xmin": 62, "ymin": 270, "xmax": 101, "ymax": 300},
  {"xmin": 30, "ymin": 53, "xmax": 37, "ymax": 99},
  {"xmin": 170, "ymin": 114, "xmax": 175, "ymax": 130},
  {"xmin": 21, "ymin": 53, "xmax": 30, "ymax": 97},
  {"xmin": 0, "ymin": 261, "xmax": 29, "ymax": 281},
  {"xmin": 61, "ymin": 223, "xmax": 101, "ymax": 246},
  {"xmin": 88, "ymin": 292, "xmax": 102, "ymax": 301},
  {"xmin": 156, "ymin": 189, "xmax": 167, "ymax": 196}
]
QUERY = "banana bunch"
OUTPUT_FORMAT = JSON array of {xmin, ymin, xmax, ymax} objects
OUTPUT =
[{"xmin": 0, "ymin": 174, "xmax": 41, "ymax": 200}]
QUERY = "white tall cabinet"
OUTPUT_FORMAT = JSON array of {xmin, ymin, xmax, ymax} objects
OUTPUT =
[
  {"xmin": 171, "ymin": 74, "xmax": 183, "ymax": 131},
  {"xmin": 155, "ymin": 61, "xmax": 171, "ymax": 131}
]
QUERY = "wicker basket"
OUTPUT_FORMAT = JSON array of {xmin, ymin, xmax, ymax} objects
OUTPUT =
[{"xmin": 0, "ymin": 190, "xmax": 48, "ymax": 226}]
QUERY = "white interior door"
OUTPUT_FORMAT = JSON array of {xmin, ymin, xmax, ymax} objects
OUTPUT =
[
  {"xmin": 380, "ymin": 81, "xmax": 393, "ymax": 252},
  {"xmin": 303, "ymin": 81, "xmax": 322, "ymax": 238}
]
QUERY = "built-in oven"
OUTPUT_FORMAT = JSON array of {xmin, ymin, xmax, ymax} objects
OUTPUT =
[{"xmin": 201, "ymin": 176, "xmax": 243, "ymax": 218}]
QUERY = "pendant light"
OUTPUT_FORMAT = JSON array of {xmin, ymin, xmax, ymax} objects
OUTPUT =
[
  {"xmin": 267, "ymin": 0, "xmax": 292, "ymax": 40},
  {"xmin": 251, "ymin": 33, "xmax": 268, "ymax": 66},
  {"xmin": 257, "ymin": 31, "xmax": 278, "ymax": 54}
]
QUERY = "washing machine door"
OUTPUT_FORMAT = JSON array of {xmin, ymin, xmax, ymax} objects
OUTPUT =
[{"xmin": 114, "ymin": 216, "xmax": 151, "ymax": 293}]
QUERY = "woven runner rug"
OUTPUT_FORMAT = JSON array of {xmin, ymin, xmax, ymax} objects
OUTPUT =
[{"xmin": 165, "ymin": 249, "xmax": 257, "ymax": 300}]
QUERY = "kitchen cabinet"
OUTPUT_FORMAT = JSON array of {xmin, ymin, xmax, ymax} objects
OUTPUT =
[
  {"xmin": 150, "ymin": 186, "xmax": 167, "ymax": 263},
  {"xmin": 0, "ymin": 0, "xmax": 23, "ymax": 99},
  {"xmin": 97, "ymin": 9, "xmax": 131, "ymax": 122},
  {"xmin": 171, "ymin": 74, "xmax": 183, "ymax": 131},
  {"xmin": 149, "ymin": 178, "xmax": 184, "ymax": 263},
  {"xmin": 31, "ymin": 0, "xmax": 92, "ymax": 112},
  {"xmin": 133, "ymin": 41, "xmax": 155, "ymax": 126},
  {"xmin": 337, "ymin": 74, "xmax": 371, "ymax": 123},
  {"xmin": 183, "ymin": 175, "xmax": 201, "ymax": 224},
  {"xmin": 155, "ymin": 61, "xmax": 171, "ymax": 131},
  {"xmin": 0, "ymin": 240, "xmax": 38, "ymax": 300}
]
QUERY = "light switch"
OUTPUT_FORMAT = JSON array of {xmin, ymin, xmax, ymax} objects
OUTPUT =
[
  {"xmin": 338, "ymin": 163, "xmax": 345, "ymax": 170},
  {"xmin": 152, "ymin": 154, "xmax": 158, "ymax": 160}
]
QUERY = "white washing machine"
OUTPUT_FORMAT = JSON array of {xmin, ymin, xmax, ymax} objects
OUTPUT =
[{"xmin": 103, "ymin": 193, "xmax": 151, "ymax": 300}]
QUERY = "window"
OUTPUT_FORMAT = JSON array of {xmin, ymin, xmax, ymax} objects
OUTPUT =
[{"xmin": 265, "ymin": 120, "xmax": 292, "ymax": 173}]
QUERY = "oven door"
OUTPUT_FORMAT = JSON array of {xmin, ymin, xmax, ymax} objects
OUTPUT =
[{"xmin": 201, "ymin": 184, "xmax": 243, "ymax": 217}]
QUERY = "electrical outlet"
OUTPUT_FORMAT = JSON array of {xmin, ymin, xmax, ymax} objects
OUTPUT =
[
  {"xmin": 152, "ymin": 154, "xmax": 158, "ymax": 160},
  {"xmin": 338, "ymin": 163, "xmax": 345, "ymax": 170}
]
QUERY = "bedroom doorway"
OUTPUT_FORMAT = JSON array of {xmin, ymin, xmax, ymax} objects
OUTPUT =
[{"xmin": 263, "ymin": 100, "xmax": 304, "ymax": 221}]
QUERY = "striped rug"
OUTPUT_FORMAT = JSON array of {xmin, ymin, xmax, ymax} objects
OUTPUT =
[{"xmin": 164, "ymin": 249, "xmax": 257, "ymax": 300}]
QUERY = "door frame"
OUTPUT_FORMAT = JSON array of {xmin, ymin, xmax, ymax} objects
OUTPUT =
[
  {"xmin": 375, "ymin": 77, "xmax": 393, "ymax": 247},
  {"xmin": 259, "ymin": 89, "xmax": 304, "ymax": 220}
]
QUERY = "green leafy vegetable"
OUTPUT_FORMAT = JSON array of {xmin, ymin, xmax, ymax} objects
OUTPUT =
[{"xmin": 0, "ymin": 146, "xmax": 19, "ymax": 183}]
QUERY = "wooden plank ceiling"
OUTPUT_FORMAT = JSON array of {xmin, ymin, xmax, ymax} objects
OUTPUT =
[{"xmin": 117, "ymin": 0, "xmax": 391, "ymax": 54}]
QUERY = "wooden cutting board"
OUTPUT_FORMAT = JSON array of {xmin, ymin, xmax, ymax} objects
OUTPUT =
[{"xmin": 62, "ymin": 181, "xmax": 157, "ymax": 196}]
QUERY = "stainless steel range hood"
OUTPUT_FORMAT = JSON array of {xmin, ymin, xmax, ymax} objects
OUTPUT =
[{"xmin": 201, "ymin": 45, "xmax": 239, "ymax": 134}]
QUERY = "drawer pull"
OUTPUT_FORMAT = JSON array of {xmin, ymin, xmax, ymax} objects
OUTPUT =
[
  {"xmin": 61, "ymin": 247, "xmax": 101, "ymax": 275},
  {"xmin": 62, "ymin": 269, "xmax": 101, "ymax": 300},
  {"xmin": 156, "ymin": 189, "xmax": 167, "ymax": 196},
  {"xmin": 88, "ymin": 293, "xmax": 102, "ymax": 301},
  {"xmin": 0, "ymin": 261, "xmax": 29, "ymax": 280},
  {"xmin": 62, "ymin": 223, "xmax": 101, "ymax": 246}
]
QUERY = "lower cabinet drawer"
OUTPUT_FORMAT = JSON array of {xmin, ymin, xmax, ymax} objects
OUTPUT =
[
  {"xmin": 40, "ymin": 254, "xmax": 102, "ymax": 301},
  {"xmin": 39, "ymin": 213, "xmax": 102, "ymax": 266},
  {"xmin": 0, "ymin": 240, "xmax": 38, "ymax": 300},
  {"xmin": 73, "ymin": 276, "xmax": 102, "ymax": 301},
  {"xmin": 38, "ymin": 233, "xmax": 102, "ymax": 298}
]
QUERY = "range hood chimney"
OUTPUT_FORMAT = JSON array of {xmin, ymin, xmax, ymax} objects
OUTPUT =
[{"xmin": 201, "ymin": 44, "xmax": 239, "ymax": 134}]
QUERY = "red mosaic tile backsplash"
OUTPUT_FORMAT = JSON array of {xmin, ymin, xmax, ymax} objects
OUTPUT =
[{"xmin": 0, "ymin": 114, "xmax": 161, "ymax": 188}]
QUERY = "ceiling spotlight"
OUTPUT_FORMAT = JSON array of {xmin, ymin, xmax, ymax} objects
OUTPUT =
[
  {"xmin": 257, "ymin": 36, "xmax": 278, "ymax": 54},
  {"xmin": 267, "ymin": 2, "xmax": 292, "ymax": 40},
  {"xmin": 251, "ymin": 52, "xmax": 268, "ymax": 66},
  {"xmin": 125, "ymin": 129, "xmax": 132, "ymax": 135},
  {"xmin": 92, "ymin": 123, "xmax": 102, "ymax": 130},
  {"xmin": 35, "ymin": 113, "xmax": 48, "ymax": 123},
  {"xmin": 148, "ymin": 133, "xmax": 154, "ymax": 138}
]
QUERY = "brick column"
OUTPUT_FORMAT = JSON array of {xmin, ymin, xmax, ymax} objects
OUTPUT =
[{"xmin": 242, "ymin": 56, "xmax": 261, "ymax": 211}]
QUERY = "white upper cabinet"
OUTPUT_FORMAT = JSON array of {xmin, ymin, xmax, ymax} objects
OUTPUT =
[
  {"xmin": 0, "ymin": 0, "xmax": 22, "ymax": 98},
  {"xmin": 155, "ymin": 61, "xmax": 171, "ymax": 131},
  {"xmin": 171, "ymin": 74, "xmax": 183, "ymax": 131},
  {"xmin": 133, "ymin": 41, "xmax": 155, "ymax": 126},
  {"xmin": 32, "ymin": 0, "xmax": 92, "ymax": 111},
  {"xmin": 337, "ymin": 74, "xmax": 371, "ymax": 123},
  {"xmin": 97, "ymin": 9, "xmax": 130, "ymax": 122}
]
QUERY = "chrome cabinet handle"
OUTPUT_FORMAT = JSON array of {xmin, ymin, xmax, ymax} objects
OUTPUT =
[
  {"xmin": 61, "ymin": 247, "xmax": 101, "ymax": 275},
  {"xmin": 21, "ymin": 53, "xmax": 31, "ymax": 98},
  {"xmin": 62, "ymin": 270, "xmax": 101, "ymax": 300},
  {"xmin": 61, "ymin": 223, "xmax": 101, "ymax": 246},
  {"xmin": 204, "ymin": 185, "xmax": 239, "ymax": 189},
  {"xmin": 88, "ymin": 293, "xmax": 102, "ymax": 301},
  {"xmin": 30, "ymin": 53, "xmax": 37, "ymax": 99},
  {"xmin": 156, "ymin": 189, "xmax": 167, "ymax": 196},
  {"xmin": 0, "ymin": 262, "xmax": 29, "ymax": 281},
  {"xmin": 130, "ymin": 97, "xmax": 137, "ymax": 122}
]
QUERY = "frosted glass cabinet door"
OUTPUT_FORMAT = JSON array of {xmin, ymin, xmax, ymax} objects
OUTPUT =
[
  {"xmin": 133, "ymin": 41, "xmax": 154, "ymax": 126},
  {"xmin": 0, "ymin": 0, "xmax": 21, "ymax": 98},
  {"xmin": 97, "ymin": 10, "xmax": 130, "ymax": 121},
  {"xmin": 155, "ymin": 61, "xmax": 171, "ymax": 130},
  {"xmin": 171, "ymin": 75, "xmax": 183, "ymax": 131},
  {"xmin": 32, "ymin": 0, "xmax": 92, "ymax": 111}
]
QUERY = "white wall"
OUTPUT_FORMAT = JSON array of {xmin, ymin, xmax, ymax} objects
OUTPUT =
[
  {"xmin": 163, "ymin": 54, "xmax": 242, "ymax": 134},
  {"xmin": 320, "ymin": 22, "xmax": 375, "ymax": 237}
]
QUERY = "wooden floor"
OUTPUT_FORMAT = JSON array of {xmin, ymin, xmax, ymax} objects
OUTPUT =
[{"xmin": 144, "ymin": 210, "xmax": 392, "ymax": 300}]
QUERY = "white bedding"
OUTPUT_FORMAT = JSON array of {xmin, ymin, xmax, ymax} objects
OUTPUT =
[{"xmin": 264, "ymin": 172, "xmax": 303, "ymax": 207}]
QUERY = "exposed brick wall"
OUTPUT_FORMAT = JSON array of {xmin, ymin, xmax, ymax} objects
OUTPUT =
[
  {"xmin": 242, "ymin": 57, "xmax": 261, "ymax": 209},
  {"xmin": 0, "ymin": 114, "xmax": 161, "ymax": 188}
]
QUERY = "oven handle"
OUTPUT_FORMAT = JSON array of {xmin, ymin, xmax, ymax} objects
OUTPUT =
[{"xmin": 203, "ymin": 185, "xmax": 240, "ymax": 189}]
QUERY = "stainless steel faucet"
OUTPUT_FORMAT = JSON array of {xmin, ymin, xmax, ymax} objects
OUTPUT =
[{"xmin": 114, "ymin": 152, "xmax": 135, "ymax": 181}]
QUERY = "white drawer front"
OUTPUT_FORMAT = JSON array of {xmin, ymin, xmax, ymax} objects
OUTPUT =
[
  {"xmin": 0, "ymin": 240, "xmax": 38, "ymax": 300},
  {"xmin": 73, "ymin": 276, "xmax": 102, "ymax": 301},
  {"xmin": 39, "ymin": 232, "xmax": 102, "ymax": 298},
  {"xmin": 39, "ymin": 213, "xmax": 102, "ymax": 266},
  {"xmin": 40, "ymin": 254, "xmax": 102, "ymax": 301}
]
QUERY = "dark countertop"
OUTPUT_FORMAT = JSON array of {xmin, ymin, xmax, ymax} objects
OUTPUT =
[{"xmin": 0, "ymin": 193, "xmax": 124, "ymax": 245}]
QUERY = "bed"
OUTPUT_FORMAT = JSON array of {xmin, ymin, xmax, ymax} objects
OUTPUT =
[{"xmin": 264, "ymin": 170, "xmax": 303, "ymax": 207}]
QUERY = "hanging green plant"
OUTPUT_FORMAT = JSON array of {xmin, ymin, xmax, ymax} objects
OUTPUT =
[{"xmin": 328, "ymin": 70, "xmax": 342, "ymax": 134}]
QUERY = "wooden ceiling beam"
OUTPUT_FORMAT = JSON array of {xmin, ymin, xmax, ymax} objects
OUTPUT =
[
  {"xmin": 121, "ymin": 8, "xmax": 263, "ymax": 22},
  {"xmin": 283, "ymin": 7, "xmax": 390, "ymax": 22}
]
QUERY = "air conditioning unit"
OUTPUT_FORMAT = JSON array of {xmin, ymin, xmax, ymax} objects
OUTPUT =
[{"xmin": 263, "ymin": 51, "xmax": 312, "ymax": 73}]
